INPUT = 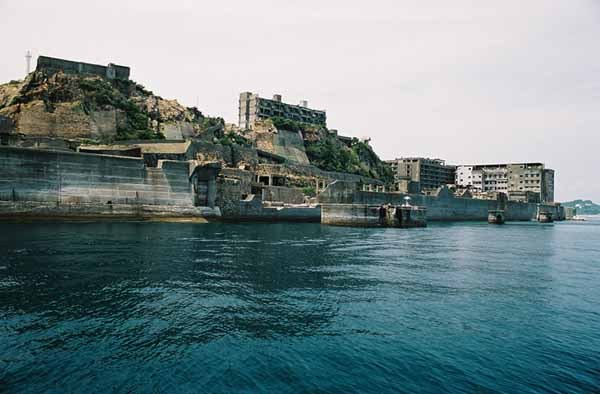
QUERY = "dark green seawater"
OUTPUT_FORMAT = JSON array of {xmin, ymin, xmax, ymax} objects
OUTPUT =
[{"xmin": 1, "ymin": 219, "xmax": 600, "ymax": 393}]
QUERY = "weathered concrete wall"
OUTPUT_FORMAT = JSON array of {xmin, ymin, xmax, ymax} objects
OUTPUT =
[
  {"xmin": 15, "ymin": 101, "xmax": 91, "ymax": 138},
  {"xmin": 0, "ymin": 115, "xmax": 14, "ymax": 134},
  {"xmin": 0, "ymin": 201, "xmax": 216, "ymax": 219},
  {"xmin": 256, "ymin": 163, "xmax": 384, "ymax": 186},
  {"xmin": 90, "ymin": 110, "xmax": 119, "ymax": 139},
  {"xmin": 0, "ymin": 146, "xmax": 219, "ymax": 217},
  {"xmin": 189, "ymin": 141, "xmax": 259, "ymax": 169},
  {"xmin": 261, "ymin": 185, "xmax": 305, "ymax": 204},
  {"xmin": 321, "ymin": 204, "xmax": 383, "ymax": 226},
  {"xmin": 219, "ymin": 168, "xmax": 254, "ymax": 194},
  {"xmin": 191, "ymin": 140, "xmax": 229, "ymax": 164},
  {"xmin": 249, "ymin": 121, "xmax": 311, "ymax": 164},
  {"xmin": 318, "ymin": 181, "xmax": 560, "ymax": 222},
  {"xmin": 231, "ymin": 145, "xmax": 259, "ymax": 169},
  {"xmin": 215, "ymin": 179, "xmax": 319, "ymax": 222},
  {"xmin": 5, "ymin": 136, "xmax": 75, "ymax": 152},
  {"xmin": 37, "ymin": 56, "xmax": 130, "ymax": 80},
  {"xmin": 216, "ymin": 177, "xmax": 243, "ymax": 217},
  {"xmin": 235, "ymin": 195, "xmax": 320, "ymax": 222},
  {"xmin": 160, "ymin": 121, "xmax": 197, "ymax": 140},
  {"xmin": 8, "ymin": 101, "xmax": 119, "ymax": 140}
]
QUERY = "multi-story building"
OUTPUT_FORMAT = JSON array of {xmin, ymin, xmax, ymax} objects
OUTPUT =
[
  {"xmin": 238, "ymin": 92, "xmax": 326, "ymax": 130},
  {"xmin": 37, "ymin": 55, "xmax": 130, "ymax": 80},
  {"xmin": 543, "ymin": 169, "xmax": 555, "ymax": 203},
  {"xmin": 455, "ymin": 163, "xmax": 554, "ymax": 202},
  {"xmin": 386, "ymin": 157, "xmax": 456, "ymax": 192}
]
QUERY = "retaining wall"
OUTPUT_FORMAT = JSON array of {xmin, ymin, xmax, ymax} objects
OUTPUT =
[
  {"xmin": 261, "ymin": 185, "xmax": 305, "ymax": 204},
  {"xmin": 0, "ymin": 146, "xmax": 218, "ymax": 218}
]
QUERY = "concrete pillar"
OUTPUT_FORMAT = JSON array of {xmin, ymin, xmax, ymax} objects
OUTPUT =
[
  {"xmin": 207, "ymin": 177, "xmax": 217, "ymax": 208},
  {"xmin": 268, "ymin": 175, "xmax": 273, "ymax": 186}
]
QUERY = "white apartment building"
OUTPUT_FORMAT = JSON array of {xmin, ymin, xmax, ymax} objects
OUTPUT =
[{"xmin": 455, "ymin": 163, "xmax": 554, "ymax": 203}]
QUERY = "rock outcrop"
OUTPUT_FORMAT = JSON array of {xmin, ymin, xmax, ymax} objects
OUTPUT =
[
  {"xmin": 251, "ymin": 118, "xmax": 394, "ymax": 183},
  {"xmin": 0, "ymin": 70, "xmax": 224, "ymax": 141}
]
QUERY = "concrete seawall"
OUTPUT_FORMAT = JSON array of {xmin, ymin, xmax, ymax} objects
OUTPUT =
[
  {"xmin": 321, "ymin": 204, "xmax": 385, "ymax": 226},
  {"xmin": 318, "ymin": 181, "xmax": 561, "ymax": 222},
  {"xmin": 221, "ymin": 194, "xmax": 320, "ymax": 222},
  {"xmin": 0, "ymin": 147, "xmax": 561, "ymax": 223},
  {"xmin": 0, "ymin": 147, "xmax": 219, "ymax": 218}
]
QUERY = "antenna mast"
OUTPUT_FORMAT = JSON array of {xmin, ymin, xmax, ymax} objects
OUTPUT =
[{"xmin": 25, "ymin": 50, "xmax": 32, "ymax": 75}]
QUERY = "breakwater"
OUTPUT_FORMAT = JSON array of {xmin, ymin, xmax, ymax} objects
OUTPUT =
[{"xmin": 0, "ymin": 146, "xmax": 220, "ymax": 218}]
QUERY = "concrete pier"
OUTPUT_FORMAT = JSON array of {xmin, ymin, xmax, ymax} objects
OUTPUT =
[{"xmin": 321, "ymin": 203, "xmax": 426, "ymax": 227}]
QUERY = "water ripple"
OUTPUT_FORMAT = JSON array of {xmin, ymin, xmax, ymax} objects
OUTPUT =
[{"xmin": 1, "ymin": 221, "xmax": 599, "ymax": 393}]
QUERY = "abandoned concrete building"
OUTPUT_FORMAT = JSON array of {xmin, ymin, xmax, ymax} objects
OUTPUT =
[
  {"xmin": 36, "ymin": 55, "xmax": 130, "ymax": 80},
  {"xmin": 238, "ymin": 92, "xmax": 326, "ymax": 130},
  {"xmin": 455, "ymin": 163, "xmax": 554, "ymax": 203},
  {"xmin": 386, "ymin": 157, "xmax": 456, "ymax": 192}
]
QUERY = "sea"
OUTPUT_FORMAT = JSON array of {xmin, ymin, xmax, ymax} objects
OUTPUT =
[{"xmin": 1, "ymin": 218, "xmax": 599, "ymax": 393}]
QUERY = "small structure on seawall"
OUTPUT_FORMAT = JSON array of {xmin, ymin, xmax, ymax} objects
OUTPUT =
[
  {"xmin": 536, "ymin": 204, "xmax": 554, "ymax": 223},
  {"xmin": 488, "ymin": 209, "xmax": 505, "ymax": 224},
  {"xmin": 321, "ymin": 197, "xmax": 427, "ymax": 228},
  {"xmin": 537, "ymin": 210, "xmax": 554, "ymax": 223},
  {"xmin": 382, "ymin": 203, "xmax": 427, "ymax": 228}
]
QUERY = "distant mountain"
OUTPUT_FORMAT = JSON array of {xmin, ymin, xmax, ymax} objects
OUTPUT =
[{"xmin": 562, "ymin": 200, "xmax": 600, "ymax": 215}]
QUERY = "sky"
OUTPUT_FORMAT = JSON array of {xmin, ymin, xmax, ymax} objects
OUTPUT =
[{"xmin": 1, "ymin": 0, "xmax": 598, "ymax": 202}]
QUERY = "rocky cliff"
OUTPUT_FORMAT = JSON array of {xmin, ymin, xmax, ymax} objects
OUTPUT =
[
  {"xmin": 0, "ymin": 70, "xmax": 224, "ymax": 141},
  {"xmin": 262, "ymin": 117, "xmax": 394, "ymax": 183}
]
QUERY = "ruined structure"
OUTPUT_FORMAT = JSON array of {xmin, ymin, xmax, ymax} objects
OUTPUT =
[
  {"xmin": 318, "ymin": 181, "xmax": 565, "ymax": 223},
  {"xmin": 386, "ymin": 157, "xmax": 456, "ymax": 192},
  {"xmin": 36, "ymin": 55, "xmax": 130, "ymax": 80},
  {"xmin": 245, "ymin": 119, "xmax": 311, "ymax": 164},
  {"xmin": 239, "ymin": 92, "xmax": 326, "ymax": 130},
  {"xmin": 455, "ymin": 163, "xmax": 554, "ymax": 203},
  {"xmin": 0, "ymin": 56, "xmax": 223, "ymax": 141}
]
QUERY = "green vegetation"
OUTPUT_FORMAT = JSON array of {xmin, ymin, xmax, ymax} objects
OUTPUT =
[
  {"xmin": 1, "ymin": 70, "xmax": 226, "ymax": 142},
  {"xmin": 302, "ymin": 186, "xmax": 316, "ymax": 197},
  {"xmin": 201, "ymin": 116, "xmax": 226, "ymax": 133},
  {"xmin": 270, "ymin": 116, "xmax": 313, "ymax": 133},
  {"xmin": 266, "ymin": 116, "xmax": 394, "ymax": 183},
  {"xmin": 305, "ymin": 136, "xmax": 394, "ymax": 183},
  {"xmin": 78, "ymin": 77, "xmax": 157, "ymax": 139},
  {"xmin": 218, "ymin": 131, "xmax": 251, "ymax": 147}
]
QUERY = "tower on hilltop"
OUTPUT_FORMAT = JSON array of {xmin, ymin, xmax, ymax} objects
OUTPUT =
[{"xmin": 25, "ymin": 50, "xmax": 32, "ymax": 75}]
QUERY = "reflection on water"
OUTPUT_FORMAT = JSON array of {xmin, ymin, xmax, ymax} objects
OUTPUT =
[{"xmin": 1, "ymin": 221, "xmax": 600, "ymax": 393}]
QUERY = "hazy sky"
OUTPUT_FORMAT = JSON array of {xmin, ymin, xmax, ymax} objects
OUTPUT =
[{"xmin": 1, "ymin": 0, "xmax": 599, "ymax": 201}]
